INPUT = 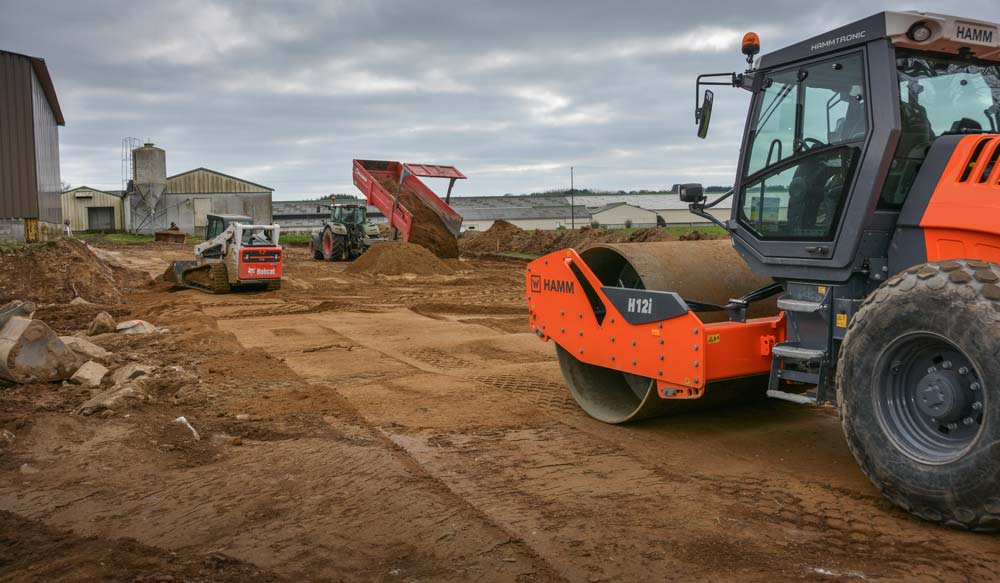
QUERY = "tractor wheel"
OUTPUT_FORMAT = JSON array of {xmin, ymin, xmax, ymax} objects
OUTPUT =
[
  {"xmin": 838, "ymin": 259, "xmax": 1000, "ymax": 531},
  {"xmin": 309, "ymin": 237, "xmax": 323, "ymax": 260},
  {"xmin": 209, "ymin": 263, "xmax": 231, "ymax": 294},
  {"xmin": 322, "ymin": 229, "xmax": 346, "ymax": 261}
]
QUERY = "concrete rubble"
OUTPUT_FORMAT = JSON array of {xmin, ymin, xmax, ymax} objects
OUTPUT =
[
  {"xmin": 69, "ymin": 361, "xmax": 109, "ymax": 388},
  {"xmin": 111, "ymin": 363, "xmax": 155, "ymax": 385},
  {"xmin": 76, "ymin": 380, "xmax": 149, "ymax": 416},
  {"xmin": 116, "ymin": 319, "xmax": 157, "ymax": 335},
  {"xmin": 60, "ymin": 336, "xmax": 112, "ymax": 363}
]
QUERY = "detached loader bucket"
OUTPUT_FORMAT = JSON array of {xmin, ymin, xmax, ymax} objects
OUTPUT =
[{"xmin": 0, "ymin": 301, "xmax": 82, "ymax": 384}]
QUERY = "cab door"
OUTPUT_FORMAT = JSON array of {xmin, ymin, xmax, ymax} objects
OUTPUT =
[{"xmin": 733, "ymin": 51, "xmax": 870, "ymax": 261}]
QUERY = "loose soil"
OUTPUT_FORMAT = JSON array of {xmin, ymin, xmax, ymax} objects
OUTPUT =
[
  {"xmin": 1, "ymin": 241, "xmax": 996, "ymax": 582},
  {"xmin": 0, "ymin": 239, "xmax": 147, "ymax": 305},
  {"xmin": 459, "ymin": 219, "xmax": 723, "ymax": 256},
  {"xmin": 345, "ymin": 242, "xmax": 455, "ymax": 276},
  {"xmin": 377, "ymin": 177, "xmax": 460, "ymax": 259}
]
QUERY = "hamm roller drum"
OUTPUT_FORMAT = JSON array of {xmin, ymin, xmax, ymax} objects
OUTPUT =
[{"xmin": 556, "ymin": 239, "xmax": 778, "ymax": 424}]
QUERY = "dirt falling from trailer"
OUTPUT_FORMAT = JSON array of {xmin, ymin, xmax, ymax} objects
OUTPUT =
[
  {"xmin": 345, "ymin": 242, "xmax": 455, "ymax": 276},
  {"xmin": 377, "ymin": 177, "xmax": 459, "ymax": 259}
]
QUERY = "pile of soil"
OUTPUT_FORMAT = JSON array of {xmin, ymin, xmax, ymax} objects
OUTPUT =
[
  {"xmin": 459, "ymin": 220, "xmax": 722, "ymax": 256},
  {"xmin": 0, "ymin": 239, "xmax": 129, "ymax": 305},
  {"xmin": 377, "ymin": 177, "xmax": 459, "ymax": 259},
  {"xmin": 345, "ymin": 242, "xmax": 455, "ymax": 276}
]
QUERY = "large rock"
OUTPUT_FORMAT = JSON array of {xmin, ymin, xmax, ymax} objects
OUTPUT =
[
  {"xmin": 88, "ymin": 312, "xmax": 116, "ymax": 336},
  {"xmin": 70, "ymin": 360, "xmax": 108, "ymax": 388},
  {"xmin": 75, "ymin": 381, "xmax": 147, "ymax": 416},
  {"xmin": 111, "ymin": 363, "xmax": 154, "ymax": 386},
  {"xmin": 60, "ymin": 336, "xmax": 111, "ymax": 363}
]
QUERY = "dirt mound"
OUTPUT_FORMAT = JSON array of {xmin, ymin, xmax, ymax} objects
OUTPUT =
[
  {"xmin": 377, "ymin": 177, "xmax": 459, "ymax": 259},
  {"xmin": 460, "ymin": 221, "xmax": 698, "ymax": 256},
  {"xmin": 679, "ymin": 229, "xmax": 716, "ymax": 241},
  {"xmin": 346, "ymin": 242, "xmax": 455, "ymax": 276},
  {"xmin": 0, "ymin": 239, "xmax": 131, "ymax": 305}
]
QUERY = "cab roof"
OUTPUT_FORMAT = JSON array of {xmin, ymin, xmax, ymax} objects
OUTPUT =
[
  {"xmin": 758, "ymin": 11, "xmax": 1000, "ymax": 69},
  {"xmin": 207, "ymin": 213, "xmax": 253, "ymax": 223}
]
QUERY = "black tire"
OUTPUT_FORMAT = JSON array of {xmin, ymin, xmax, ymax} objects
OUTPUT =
[
  {"xmin": 309, "ymin": 237, "xmax": 323, "ymax": 260},
  {"xmin": 838, "ymin": 259, "xmax": 1000, "ymax": 531},
  {"xmin": 322, "ymin": 229, "xmax": 346, "ymax": 262},
  {"xmin": 210, "ymin": 263, "xmax": 231, "ymax": 294}
]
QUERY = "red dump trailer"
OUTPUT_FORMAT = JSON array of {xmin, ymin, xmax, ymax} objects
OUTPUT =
[{"xmin": 352, "ymin": 159, "xmax": 464, "ymax": 241}]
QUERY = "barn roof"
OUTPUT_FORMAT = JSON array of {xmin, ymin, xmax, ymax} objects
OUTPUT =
[
  {"xmin": 165, "ymin": 167, "xmax": 273, "ymax": 194},
  {"xmin": 0, "ymin": 50, "xmax": 64, "ymax": 126}
]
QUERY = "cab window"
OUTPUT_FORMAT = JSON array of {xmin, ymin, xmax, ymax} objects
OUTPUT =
[
  {"xmin": 206, "ymin": 217, "xmax": 223, "ymax": 239},
  {"xmin": 739, "ymin": 52, "xmax": 868, "ymax": 241},
  {"xmin": 879, "ymin": 53, "xmax": 1000, "ymax": 209}
]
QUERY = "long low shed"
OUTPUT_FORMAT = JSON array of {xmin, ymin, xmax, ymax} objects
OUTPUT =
[{"xmin": 61, "ymin": 187, "xmax": 125, "ymax": 231}]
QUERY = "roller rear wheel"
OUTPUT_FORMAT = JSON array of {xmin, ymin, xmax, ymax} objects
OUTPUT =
[{"xmin": 839, "ymin": 260, "xmax": 1000, "ymax": 531}]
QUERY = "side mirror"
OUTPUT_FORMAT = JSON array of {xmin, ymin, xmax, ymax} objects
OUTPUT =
[
  {"xmin": 678, "ymin": 183, "xmax": 706, "ymax": 204},
  {"xmin": 697, "ymin": 90, "xmax": 714, "ymax": 139}
]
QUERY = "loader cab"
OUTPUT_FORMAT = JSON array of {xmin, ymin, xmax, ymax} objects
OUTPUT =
[
  {"xmin": 205, "ymin": 214, "xmax": 277, "ymax": 248},
  {"xmin": 724, "ymin": 12, "xmax": 1000, "ymax": 283},
  {"xmin": 205, "ymin": 214, "xmax": 251, "ymax": 241}
]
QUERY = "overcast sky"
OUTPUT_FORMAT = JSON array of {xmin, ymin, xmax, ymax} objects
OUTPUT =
[{"xmin": 3, "ymin": 1, "xmax": 997, "ymax": 199}]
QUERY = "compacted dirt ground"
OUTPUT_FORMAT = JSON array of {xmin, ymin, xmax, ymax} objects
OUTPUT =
[{"xmin": 1, "ymin": 241, "xmax": 997, "ymax": 582}]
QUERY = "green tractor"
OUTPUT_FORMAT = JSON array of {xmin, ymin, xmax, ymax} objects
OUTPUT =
[{"xmin": 308, "ymin": 199, "xmax": 382, "ymax": 261}]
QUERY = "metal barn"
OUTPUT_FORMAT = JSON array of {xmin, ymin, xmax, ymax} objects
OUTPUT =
[{"xmin": 0, "ymin": 50, "xmax": 64, "ymax": 243}]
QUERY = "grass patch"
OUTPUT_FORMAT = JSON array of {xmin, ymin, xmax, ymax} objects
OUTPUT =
[
  {"xmin": 77, "ymin": 232, "xmax": 156, "ymax": 244},
  {"xmin": 280, "ymin": 233, "xmax": 314, "ymax": 245}
]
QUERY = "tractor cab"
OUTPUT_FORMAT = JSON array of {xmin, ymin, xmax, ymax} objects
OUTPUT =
[{"xmin": 329, "ymin": 203, "xmax": 367, "ymax": 225}]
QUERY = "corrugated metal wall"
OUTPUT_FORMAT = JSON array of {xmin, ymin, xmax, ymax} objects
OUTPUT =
[
  {"xmin": 31, "ymin": 68, "xmax": 61, "ymax": 224},
  {"xmin": 0, "ymin": 52, "xmax": 39, "ymax": 219},
  {"xmin": 165, "ymin": 169, "xmax": 270, "ymax": 194},
  {"xmin": 132, "ymin": 192, "xmax": 273, "ymax": 235},
  {"xmin": 61, "ymin": 189, "xmax": 125, "ymax": 231}
]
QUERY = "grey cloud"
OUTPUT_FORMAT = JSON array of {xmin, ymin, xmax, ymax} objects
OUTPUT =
[{"xmin": 2, "ymin": 0, "xmax": 998, "ymax": 198}]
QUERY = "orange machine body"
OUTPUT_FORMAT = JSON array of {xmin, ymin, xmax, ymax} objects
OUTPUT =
[
  {"xmin": 526, "ymin": 249, "xmax": 785, "ymax": 399},
  {"xmin": 920, "ymin": 135, "xmax": 1000, "ymax": 263}
]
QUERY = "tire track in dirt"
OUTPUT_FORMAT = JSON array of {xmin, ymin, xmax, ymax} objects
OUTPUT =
[
  {"xmin": 1, "ymin": 416, "xmax": 564, "ymax": 582},
  {"xmin": 247, "ymin": 305, "xmax": 1000, "ymax": 583},
  {"xmin": 163, "ymin": 249, "xmax": 1000, "ymax": 583}
]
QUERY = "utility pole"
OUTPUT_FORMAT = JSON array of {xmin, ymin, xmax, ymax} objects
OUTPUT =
[{"xmin": 570, "ymin": 166, "xmax": 575, "ymax": 230}]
